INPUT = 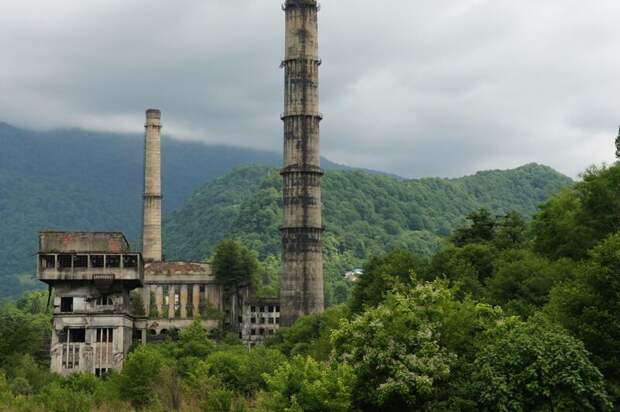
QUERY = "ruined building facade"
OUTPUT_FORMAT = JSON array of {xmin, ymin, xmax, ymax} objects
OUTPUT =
[
  {"xmin": 280, "ymin": 0, "xmax": 325, "ymax": 326},
  {"xmin": 37, "ymin": 232, "xmax": 143, "ymax": 375}
]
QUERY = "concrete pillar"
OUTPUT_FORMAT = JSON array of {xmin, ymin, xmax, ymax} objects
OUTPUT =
[
  {"xmin": 168, "ymin": 285, "xmax": 175, "ymax": 320},
  {"xmin": 180, "ymin": 285, "xmax": 188, "ymax": 319},
  {"xmin": 155, "ymin": 286, "xmax": 163, "ymax": 317},
  {"xmin": 142, "ymin": 286, "xmax": 151, "ymax": 316},
  {"xmin": 142, "ymin": 109, "xmax": 163, "ymax": 262},
  {"xmin": 192, "ymin": 285, "xmax": 200, "ymax": 318}
]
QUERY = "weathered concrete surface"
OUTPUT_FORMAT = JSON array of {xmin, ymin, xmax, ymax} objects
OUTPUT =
[
  {"xmin": 39, "ymin": 231, "xmax": 130, "ymax": 253},
  {"xmin": 280, "ymin": 0, "xmax": 324, "ymax": 327}
]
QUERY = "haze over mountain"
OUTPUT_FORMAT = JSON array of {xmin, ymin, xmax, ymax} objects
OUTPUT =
[
  {"xmin": 0, "ymin": 123, "xmax": 346, "ymax": 298},
  {"xmin": 0, "ymin": 123, "xmax": 572, "ymax": 299}
]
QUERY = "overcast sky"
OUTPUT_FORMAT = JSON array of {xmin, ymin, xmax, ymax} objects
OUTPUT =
[{"xmin": 1, "ymin": 0, "xmax": 618, "ymax": 178}]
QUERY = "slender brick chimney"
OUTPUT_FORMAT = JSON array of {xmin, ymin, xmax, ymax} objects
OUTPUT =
[
  {"xmin": 142, "ymin": 109, "xmax": 163, "ymax": 262},
  {"xmin": 280, "ymin": 0, "xmax": 324, "ymax": 326}
]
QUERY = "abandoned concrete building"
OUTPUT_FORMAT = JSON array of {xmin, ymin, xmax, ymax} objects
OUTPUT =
[
  {"xmin": 37, "ymin": 0, "xmax": 325, "ymax": 374},
  {"xmin": 37, "ymin": 232, "xmax": 143, "ymax": 375}
]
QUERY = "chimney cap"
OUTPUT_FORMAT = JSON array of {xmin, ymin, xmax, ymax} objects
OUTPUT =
[{"xmin": 146, "ymin": 108, "xmax": 161, "ymax": 118}]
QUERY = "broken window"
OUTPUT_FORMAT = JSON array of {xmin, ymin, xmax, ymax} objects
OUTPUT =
[
  {"xmin": 40, "ymin": 255, "xmax": 56, "ymax": 269},
  {"xmin": 259, "ymin": 328, "xmax": 265, "ymax": 336},
  {"xmin": 60, "ymin": 297, "xmax": 74, "ymax": 313},
  {"xmin": 276, "ymin": 317, "xmax": 280, "ymax": 325},
  {"xmin": 96, "ymin": 328, "xmax": 113, "ymax": 343},
  {"xmin": 123, "ymin": 255, "xmax": 137, "ymax": 268},
  {"xmin": 106, "ymin": 255, "xmax": 120, "ymax": 268},
  {"xmin": 251, "ymin": 317, "xmax": 256, "ymax": 324},
  {"xmin": 251, "ymin": 306, "xmax": 256, "ymax": 313},
  {"xmin": 251, "ymin": 328, "xmax": 256, "ymax": 335},
  {"xmin": 58, "ymin": 255, "xmax": 72, "ymax": 269},
  {"xmin": 73, "ymin": 255, "xmax": 88, "ymax": 268},
  {"xmin": 96, "ymin": 295, "xmax": 113, "ymax": 306},
  {"xmin": 260, "ymin": 317, "xmax": 265, "ymax": 324},
  {"xmin": 95, "ymin": 368, "xmax": 109, "ymax": 377},
  {"xmin": 90, "ymin": 255, "xmax": 104, "ymax": 268},
  {"xmin": 268, "ymin": 318, "xmax": 274, "ymax": 324},
  {"xmin": 275, "ymin": 305, "xmax": 280, "ymax": 312},
  {"xmin": 69, "ymin": 328, "xmax": 86, "ymax": 343}
]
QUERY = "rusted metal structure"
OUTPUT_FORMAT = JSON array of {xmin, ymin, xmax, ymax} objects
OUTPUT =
[{"xmin": 279, "ymin": 0, "xmax": 325, "ymax": 326}]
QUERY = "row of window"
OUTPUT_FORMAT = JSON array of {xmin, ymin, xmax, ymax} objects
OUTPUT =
[
  {"xmin": 249, "ymin": 328, "xmax": 276, "ymax": 336},
  {"xmin": 58, "ymin": 327, "xmax": 114, "ymax": 343},
  {"xmin": 250, "ymin": 305, "xmax": 280, "ymax": 313},
  {"xmin": 60, "ymin": 296, "xmax": 114, "ymax": 313},
  {"xmin": 40, "ymin": 254, "xmax": 138, "ymax": 269}
]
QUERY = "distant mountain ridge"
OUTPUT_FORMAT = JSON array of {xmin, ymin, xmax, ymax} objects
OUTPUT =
[
  {"xmin": 163, "ymin": 163, "xmax": 573, "ymax": 303},
  {"xmin": 0, "ymin": 122, "xmax": 349, "ymax": 298},
  {"xmin": 0, "ymin": 122, "xmax": 573, "ymax": 299}
]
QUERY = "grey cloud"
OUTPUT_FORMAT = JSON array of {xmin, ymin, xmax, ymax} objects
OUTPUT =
[{"xmin": 1, "ymin": 0, "xmax": 618, "ymax": 178}]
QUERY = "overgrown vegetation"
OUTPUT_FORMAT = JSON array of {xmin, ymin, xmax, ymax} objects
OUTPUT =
[{"xmin": 7, "ymin": 160, "xmax": 620, "ymax": 410}]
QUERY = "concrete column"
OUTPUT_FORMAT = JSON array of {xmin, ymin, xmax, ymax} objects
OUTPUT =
[
  {"xmin": 142, "ymin": 286, "xmax": 151, "ymax": 316},
  {"xmin": 180, "ymin": 285, "xmax": 188, "ymax": 319},
  {"xmin": 168, "ymin": 285, "xmax": 175, "ymax": 319},
  {"xmin": 155, "ymin": 286, "xmax": 163, "ymax": 317},
  {"xmin": 192, "ymin": 285, "xmax": 200, "ymax": 318},
  {"xmin": 142, "ymin": 109, "xmax": 163, "ymax": 262}
]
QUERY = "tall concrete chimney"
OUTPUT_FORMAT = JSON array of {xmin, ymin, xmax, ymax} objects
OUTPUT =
[
  {"xmin": 280, "ymin": 0, "xmax": 324, "ymax": 326},
  {"xmin": 142, "ymin": 109, "xmax": 163, "ymax": 262}
]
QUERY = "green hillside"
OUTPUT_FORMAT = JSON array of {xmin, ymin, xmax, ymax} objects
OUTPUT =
[{"xmin": 164, "ymin": 163, "xmax": 573, "ymax": 303}]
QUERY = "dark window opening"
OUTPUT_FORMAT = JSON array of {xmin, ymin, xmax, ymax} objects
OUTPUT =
[
  {"xmin": 90, "ymin": 255, "xmax": 104, "ymax": 268},
  {"xmin": 149, "ymin": 329, "xmax": 157, "ymax": 336},
  {"xmin": 199, "ymin": 285, "xmax": 205, "ymax": 293},
  {"xmin": 106, "ymin": 255, "xmax": 120, "ymax": 268},
  {"xmin": 132, "ymin": 329, "xmax": 142, "ymax": 340},
  {"xmin": 96, "ymin": 295, "xmax": 113, "ymax": 306},
  {"xmin": 238, "ymin": 316, "xmax": 243, "ymax": 323},
  {"xmin": 251, "ymin": 317, "xmax": 256, "ymax": 324},
  {"xmin": 259, "ymin": 328, "xmax": 265, "ymax": 336},
  {"xmin": 69, "ymin": 328, "xmax": 86, "ymax": 343},
  {"xmin": 238, "ymin": 332, "xmax": 242, "ymax": 339},
  {"xmin": 251, "ymin": 328, "xmax": 256, "ymax": 335},
  {"xmin": 251, "ymin": 306, "xmax": 256, "ymax": 313},
  {"xmin": 276, "ymin": 305, "xmax": 280, "ymax": 312},
  {"xmin": 276, "ymin": 317, "xmax": 280, "ymax": 324},
  {"xmin": 268, "ymin": 318, "xmax": 274, "ymax": 324},
  {"xmin": 60, "ymin": 297, "xmax": 74, "ymax": 313},
  {"xmin": 96, "ymin": 328, "xmax": 113, "ymax": 343},
  {"xmin": 73, "ymin": 255, "xmax": 88, "ymax": 268},
  {"xmin": 269, "ymin": 329, "xmax": 274, "ymax": 335},
  {"xmin": 59, "ymin": 255, "xmax": 72, "ymax": 269},
  {"xmin": 123, "ymin": 255, "xmax": 137, "ymax": 268},
  {"xmin": 95, "ymin": 368, "xmax": 109, "ymax": 377},
  {"xmin": 260, "ymin": 318, "xmax": 265, "ymax": 324},
  {"xmin": 160, "ymin": 329, "xmax": 168, "ymax": 335},
  {"xmin": 40, "ymin": 255, "xmax": 55, "ymax": 269}
]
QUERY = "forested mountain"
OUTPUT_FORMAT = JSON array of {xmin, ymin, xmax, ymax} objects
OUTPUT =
[
  {"xmin": 164, "ymin": 163, "xmax": 572, "ymax": 303},
  {"xmin": 0, "ymin": 123, "xmax": 346, "ymax": 298}
]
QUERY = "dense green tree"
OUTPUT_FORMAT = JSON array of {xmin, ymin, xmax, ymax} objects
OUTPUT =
[
  {"xmin": 211, "ymin": 240, "xmax": 259, "ymax": 290},
  {"xmin": 260, "ymin": 355, "xmax": 354, "ymax": 412},
  {"xmin": 546, "ymin": 233, "xmax": 620, "ymax": 400},
  {"xmin": 267, "ymin": 305, "xmax": 349, "ymax": 361},
  {"xmin": 349, "ymin": 250, "xmax": 426, "ymax": 313},
  {"xmin": 119, "ymin": 345, "xmax": 167, "ymax": 409},
  {"xmin": 469, "ymin": 316, "xmax": 612, "ymax": 411},
  {"xmin": 452, "ymin": 208, "xmax": 497, "ymax": 246},
  {"xmin": 333, "ymin": 284, "xmax": 456, "ymax": 411},
  {"xmin": 494, "ymin": 210, "xmax": 528, "ymax": 249}
]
